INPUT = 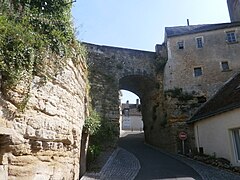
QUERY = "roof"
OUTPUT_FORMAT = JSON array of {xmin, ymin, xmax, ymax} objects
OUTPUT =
[
  {"xmin": 188, "ymin": 72, "xmax": 240, "ymax": 123},
  {"xmin": 165, "ymin": 22, "xmax": 240, "ymax": 38},
  {"xmin": 122, "ymin": 103, "xmax": 141, "ymax": 116}
]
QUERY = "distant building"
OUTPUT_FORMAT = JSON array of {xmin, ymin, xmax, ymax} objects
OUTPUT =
[
  {"xmin": 188, "ymin": 73, "xmax": 240, "ymax": 166},
  {"xmin": 121, "ymin": 99, "xmax": 143, "ymax": 131}
]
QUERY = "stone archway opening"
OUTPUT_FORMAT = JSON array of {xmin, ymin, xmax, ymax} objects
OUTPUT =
[
  {"xmin": 119, "ymin": 90, "xmax": 143, "ymax": 132},
  {"xmin": 119, "ymin": 75, "xmax": 158, "ymax": 140}
]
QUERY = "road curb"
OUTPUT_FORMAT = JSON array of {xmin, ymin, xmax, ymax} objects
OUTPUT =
[{"xmin": 81, "ymin": 147, "xmax": 140, "ymax": 180}]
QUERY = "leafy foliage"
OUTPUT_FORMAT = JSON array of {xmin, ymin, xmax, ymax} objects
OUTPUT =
[
  {"xmin": 84, "ymin": 110, "xmax": 101, "ymax": 135},
  {"xmin": 0, "ymin": 0, "xmax": 82, "ymax": 87},
  {"xmin": 0, "ymin": 0, "xmax": 74, "ymax": 54},
  {"xmin": 165, "ymin": 87, "xmax": 194, "ymax": 102},
  {"xmin": 86, "ymin": 144, "xmax": 101, "ymax": 168},
  {"xmin": 87, "ymin": 119, "xmax": 119, "ymax": 170},
  {"xmin": 0, "ymin": 16, "xmax": 36, "ymax": 85}
]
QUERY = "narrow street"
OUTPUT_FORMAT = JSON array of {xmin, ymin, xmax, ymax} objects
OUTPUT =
[
  {"xmin": 81, "ymin": 131, "xmax": 240, "ymax": 180},
  {"xmin": 118, "ymin": 132, "xmax": 202, "ymax": 180}
]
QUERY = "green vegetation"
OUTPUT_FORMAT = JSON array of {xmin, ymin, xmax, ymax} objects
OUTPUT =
[
  {"xmin": 155, "ymin": 57, "xmax": 167, "ymax": 73},
  {"xmin": 0, "ymin": 0, "xmax": 86, "ymax": 111},
  {"xmin": 86, "ymin": 109, "xmax": 119, "ymax": 169},
  {"xmin": 116, "ymin": 63, "xmax": 123, "ymax": 69},
  {"xmin": 0, "ymin": 0, "xmax": 85, "ymax": 88},
  {"xmin": 87, "ymin": 117, "xmax": 119, "ymax": 168},
  {"xmin": 84, "ymin": 109, "xmax": 101, "ymax": 135},
  {"xmin": 165, "ymin": 87, "xmax": 194, "ymax": 102}
]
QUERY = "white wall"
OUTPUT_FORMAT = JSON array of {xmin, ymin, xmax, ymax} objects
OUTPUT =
[
  {"xmin": 194, "ymin": 108, "xmax": 240, "ymax": 166},
  {"xmin": 122, "ymin": 115, "xmax": 143, "ymax": 131},
  {"xmin": 0, "ymin": 165, "xmax": 7, "ymax": 180}
]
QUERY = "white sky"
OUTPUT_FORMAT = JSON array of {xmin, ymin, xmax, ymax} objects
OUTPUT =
[{"xmin": 72, "ymin": 0, "xmax": 230, "ymax": 103}]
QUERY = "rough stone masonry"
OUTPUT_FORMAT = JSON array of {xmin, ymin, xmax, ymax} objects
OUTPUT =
[{"xmin": 0, "ymin": 57, "xmax": 88, "ymax": 180}]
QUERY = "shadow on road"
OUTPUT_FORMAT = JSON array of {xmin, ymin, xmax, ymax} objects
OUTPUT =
[{"xmin": 118, "ymin": 131, "xmax": 202, "ymax": 180}]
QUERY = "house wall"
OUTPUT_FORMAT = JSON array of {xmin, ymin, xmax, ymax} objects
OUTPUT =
[
  {"xmin": 194, "ymin": 108, "xmax": 240, "ymax": 166},
  {"xmin": 164, "ymin": 26, "xmax": 240, "ymax": 98},
  {"xmin": 122, "ymin": 115, "xmax": 143, "ymax": 131}
]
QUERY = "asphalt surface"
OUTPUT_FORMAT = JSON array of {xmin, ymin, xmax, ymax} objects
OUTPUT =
[
  {"xmin": 81, "ymin": 131, "xmax": 240, "ymax": 180},
  {"xmin": 118, "ymin": 132, "xmax": 202, "ymax": 180}
]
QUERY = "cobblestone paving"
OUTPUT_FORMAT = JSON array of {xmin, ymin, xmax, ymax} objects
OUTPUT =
[
  {"xmin": 172, "ymin": 154, "xmax": 240, "ymax": 180},
  {"xmin": 81, "ymin": 147, "xmax": 140, "ymax": 180},
  {"xmin": 100, "ymin": 147, "xmax": 140, "ymax": 180},
  {"xmin": 147, "ymin": 143, "xmax": 240, "ymax": 180}
]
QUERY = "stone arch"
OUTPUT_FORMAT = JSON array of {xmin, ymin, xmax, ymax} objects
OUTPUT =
[
  {"xmin": 85, "ymin": 42, "xmax": 165, "ymax": 147},
  {"xmin": 119, "ymin": 75, "xmax": 156, "ymax": 99},
  {"xmin": 119, "ymin": 75, "xmax": 158, "ymax": 133}
]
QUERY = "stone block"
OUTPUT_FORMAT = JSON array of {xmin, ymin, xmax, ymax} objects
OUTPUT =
[
  {"xmin": 25, "ymin": 125, "xmax": 35, "ymax": 138},
  {"xmin": 0, "ymin": 165, "xmax": 8, "ymax": 180}
]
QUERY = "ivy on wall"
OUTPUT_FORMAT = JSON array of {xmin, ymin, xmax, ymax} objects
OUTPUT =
[{"xmin": 0, "ymin": 0, "xmax": 84, "ymax": 88}]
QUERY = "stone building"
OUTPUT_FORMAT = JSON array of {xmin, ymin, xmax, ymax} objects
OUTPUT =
[
  {"xmin": 121, "ymin": 100, "xmax": 143, "ymax": 131},
  {"xmin": 163, "ymin": 22, "xmax": 240, "ymax": 98}
]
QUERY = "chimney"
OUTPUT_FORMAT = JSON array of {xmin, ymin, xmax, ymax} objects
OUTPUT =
[
  {"xmin": 136, "ymin": 99, "xmax": 139, "ymax": 106},
  {"xmin": 187, "ymin": 19, "xmax": 190, "ymax": 26},
  {"xmin": 126, "ymin": 100, "xmax": 129, "ymax": 109}
]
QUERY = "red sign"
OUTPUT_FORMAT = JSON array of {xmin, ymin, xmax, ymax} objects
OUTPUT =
[{"xmin": 179, "ymin": 131, "xmax": 187, "ymax": 140}]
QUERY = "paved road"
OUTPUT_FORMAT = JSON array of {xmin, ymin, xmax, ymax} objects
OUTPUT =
[{"xmin": 118, "ymin": 132, "xmax": 202, "ymax": 180}]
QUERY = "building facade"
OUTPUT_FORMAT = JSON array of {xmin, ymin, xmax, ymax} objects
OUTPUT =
[
  {"xmin": 192, "ymin": 109, "xmax": 240, "ymax": 166},
  {"xmin": 164, "ymin": 22, "xmax": 240, "ymax": 98},
  {"xmin": 121, "ymin": 100, "xmax": 143, "ymax": 131},
  {"xmin": 188, "ymin": 73, "xmax": 240, "ymax": 166}
]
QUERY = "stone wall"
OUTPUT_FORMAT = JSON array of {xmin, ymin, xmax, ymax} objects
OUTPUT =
[
  {"xmin": 86, "ymin": 44, "xmax": 122, "ymax": 140},
  {"xmin": 85, "ymin": 42, "xmax": 198, "ymax": 153},
  {"xmin": 164, "ymin": 26, "xmax": 240, "ymax": 98},
  {"xmin": 84, "ymin": 43, "xmax": 156, "ymax": 82},
  {"xmin": 0, "ymin": 57, "xmax": 88, "ymax": 179},
  {"xmin": 85, "ymin": 43, "xmax": 162, "ymax": 147},
  {"xmin": 158, "ymin": 24, "xmax": 240, "ymax": 152}
]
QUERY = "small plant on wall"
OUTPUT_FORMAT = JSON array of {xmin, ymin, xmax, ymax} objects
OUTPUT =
[
  {"xmin": 165, "ymin": 87, "xmax": 194, "ymax": 102},
  {"xmin": 155, "ymin": 57, "xmax": 167, "ymax": 73},
  {"xmin": 116, "ymin": 63, "xmax": 123, "ymax": 69},
  {"xmin": 84, "ymin": 109, "xmax": 101, "ymax": 135}
]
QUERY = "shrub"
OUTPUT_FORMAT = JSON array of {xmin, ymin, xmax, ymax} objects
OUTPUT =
[
  {"xmin": 0, "ymin": 0, "xmax": 79, "ymax": 87},
  {"xmin": 84, "ymin": 110, "xmax": 101, "ymax": 135}
]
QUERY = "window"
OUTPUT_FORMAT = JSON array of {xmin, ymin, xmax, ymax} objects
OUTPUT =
[
  {"xmin": 122, "ymin": 109, "xmax": 129, "ymax": 116},
  {"xmin": 177, "ymin": 41, "xmax": 184, "ymax": 49},
  {"xmin": 221, "ymin": 61, "xmax": 230, "ymax": 71},
  {"xmin": 194, "ymin": 67, "xmax": 203, "ymax": 77},
  {"xmin": 196, "ymin": 37, "xmax": 203, "ymax": 48},
  {"xmin": 232, "ymin": 129, "xmax": 240, "ymax": 161},
  {"xmin": 226, "ymin": 31, "xmax": 237, "ymax": 43}
]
